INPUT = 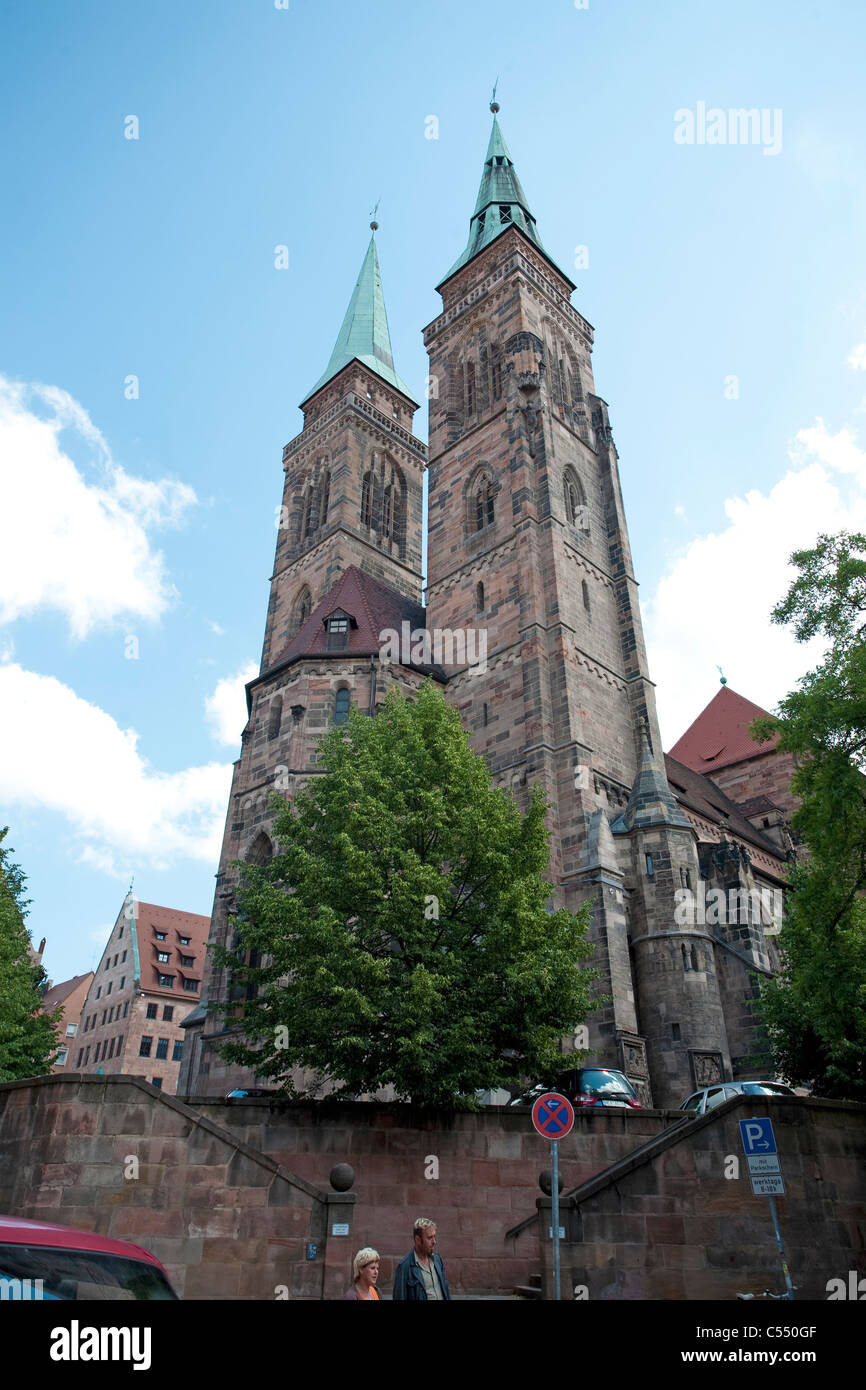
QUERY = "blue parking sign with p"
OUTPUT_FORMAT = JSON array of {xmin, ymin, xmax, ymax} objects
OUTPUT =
[{"xmin": 739, "ymin": 1118, "xmax": 777, "ymax": 1155}]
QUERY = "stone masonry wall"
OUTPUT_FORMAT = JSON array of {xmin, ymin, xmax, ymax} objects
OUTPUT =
[{"xmin": 535, "ymin": 1094, "xmax": 866, "ymax": 1300}]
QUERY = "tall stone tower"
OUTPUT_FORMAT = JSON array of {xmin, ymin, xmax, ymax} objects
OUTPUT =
[
  {"xmin": 425, "ymin": 102, "xmax": 733, "ymax": 1107},
  {"xmin": 183, "ymin": 109, "xmax": 781, "ymax": 1108},
  {"xmin": 180, "ymin": 227, "xmax": 430, "ymax": 1095}
]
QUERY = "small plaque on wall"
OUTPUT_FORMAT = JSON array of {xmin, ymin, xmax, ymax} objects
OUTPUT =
[{"xmin": 331, "ymin": 1223, "xmax": 350, "ymax": 1236}]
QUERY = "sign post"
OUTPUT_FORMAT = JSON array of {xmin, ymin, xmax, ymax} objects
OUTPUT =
[
  {"xmin": 739, "ymin": 1117, "xmax": 794, "ymax": 1299},
  {"xmin": 531, "ymin": 1091, "xmax": 575, "ymax": 1301}
]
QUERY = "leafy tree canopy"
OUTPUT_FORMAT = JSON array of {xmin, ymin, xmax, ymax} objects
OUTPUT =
[
  {"xmin": 752, "ymin": 532, "xmax": 866, "ymax": 1100},
  {"xmin": 0, "ymin": 827, "xmax": 63, "ymax": 1082},
  {"xmin": 212, "ymin": 681, "xmax": 597, "ymax": 1108}
]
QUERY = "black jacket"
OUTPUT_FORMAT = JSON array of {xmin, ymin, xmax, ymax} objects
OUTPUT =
[{"xmin": 392, "ymin": 1250, "xmax": 452, "ymax": 1300}]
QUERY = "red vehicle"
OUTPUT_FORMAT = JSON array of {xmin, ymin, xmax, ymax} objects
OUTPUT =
[{"xmin": 0, "ymin": 1214, "xmax": 178, "ymax": 1300}]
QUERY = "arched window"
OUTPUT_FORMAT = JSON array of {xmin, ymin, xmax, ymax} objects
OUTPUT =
[
  {"xmin": 292, "ymin": 587, "xmax": 312, "ymax": 634},
  {"xmin": 361, "ymin": 470, "xmax": 374, "ymax": 528},
  {"xmin": 302, "ymin": 486, "xmax": 316, "ymax": 538},
  {"xmin": 267, "ymin": 696, "xmax": 282, "ymax": 741},
  {"xmin": 482, "ymin": 702, "xmax": 489, "ymax": 727},
  {"xmin": 319, "ymin": 470, "xmax": 330, "ymax": 527},
  {"xmin": 382, "ymin": 483, "xmax": 393, "ymax": 539},
  {"xmin": 246, "ymin": 832, "xmax": 273, "ymax": 867},
  {"xmin": 564, "ymin": 469, "xmax": 589, "ymax": 532},
  {"xmin": 476, "ymin": 581, "xmax": 485, "ymax": 612},
  {"xmin": 334, "ymin": 688, "xmax": 351, "ymax": 724},
  {"xmin": 466, "ymin": 360, "xmax": 476, "ymax": 415},
  {"xmin": 582, "ymin": 579, "xmax": 591, "ymax": 618},
  {"xmin": 475, "ymin": 476, "xmax": 494, "ymax": 531}
]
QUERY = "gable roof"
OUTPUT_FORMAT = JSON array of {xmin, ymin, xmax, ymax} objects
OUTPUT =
[
  {"xmin": 668, "ymin": 686, "xmax": 779, "ymax": 775},
  {"xmin": 42, "ymin": 972, "xmax": 93, "ymax": 1014},
  {"xmin": 265, "ymin": 566, "xmax": 444, "ymax": 678}
]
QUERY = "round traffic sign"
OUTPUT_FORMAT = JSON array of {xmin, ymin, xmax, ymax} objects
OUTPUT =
[{"xmin": 531, "ymin": 1091, "xmax": 575, "ymax": 1140}]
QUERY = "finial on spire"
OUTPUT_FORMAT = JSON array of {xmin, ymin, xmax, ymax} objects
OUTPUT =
[
  {"xmin": 369, "ymin": 198, "xmax": 380, "ymax": 232},
  {"xmin": 490, "ymin": 77, "xmax": 500, "ymax": 114},
  {"xmin": 717, "ymin": 665, "xmax": 727, "ymax": 686}
]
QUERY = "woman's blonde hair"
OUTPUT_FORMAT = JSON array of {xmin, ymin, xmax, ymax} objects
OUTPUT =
[{"xmin": 352, "ymin": 1247, "xmax": 380, "ymax": 1282}]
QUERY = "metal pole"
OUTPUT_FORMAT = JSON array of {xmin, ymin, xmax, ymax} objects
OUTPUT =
[
  {"xmin": 767, "ymin": 1196, "xmax": 794, "ymax": 1299},
  {"xmin": 552, "ymin": 1138, "xmax": 561, "ymax": 1302}
]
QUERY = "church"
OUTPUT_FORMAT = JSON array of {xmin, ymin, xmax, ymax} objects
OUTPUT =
[{"xmin": 179, "ymin": 104, "xmax": 793, "ymax": 1109}]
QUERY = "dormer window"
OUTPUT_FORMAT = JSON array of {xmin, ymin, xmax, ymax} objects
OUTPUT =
[{"xmin": 324, "ymin": 609, "xmax": 354, "ymax": 650}]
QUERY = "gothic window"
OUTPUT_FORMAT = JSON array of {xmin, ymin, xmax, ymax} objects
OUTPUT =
[
  {"xmin": 645, "ymin": 853, "xmax": 654, "ymax": 877},
  {"xmin": 292, "ymin": 587, "xmax": 312, "ymax": 634},
  {"xmin": 682, "ymin": 944, "xmax": 690, "ymax": 971},
  {"xmin": 361, "ymin": 470, "xmax": 375, "ymax": 528},
  {"xmin": 482, "ymin": 702, "xmax": 489, "ymax": 727},
  {"xmin": 334, "ymin": 687, "xmax": 351, "ymax": 724},
  {"xmin": 267, "ymin": 696, "xmax": 282, "ymax": 741},
  {"xmin": 476, "ymin": 581, "xmax": 485, "ymax": 612},
  {"xmin": 582, "ymin": 580, "xmax": 591, "ymax": 618},
  {"xmin": 319, "ymin": 470, "xmax": 330, "ymax": 527},
  {"xmin": 382, "ymin": 483, "xmax": 393, "ymax": 539},
  {"xmin": 466, "ymin": 361, "xmax": 475, "ymax": 415},
  {"xmin": 564, "ymin": 468, "xmax": 589, "ymax": 533},
  {"xmin": 491, "ymin": 348, "xmax": 503, "ymax": 402},
  {"xmin": 302, "ymin": 486, "xmax": 316, "ymax": 538},
  {"xmin": 475, "ymin": 476, "xmax": 494, "ymax": 531},
  {"xmin": 246, "ymin": 832, "xmax": 273, "ymax": 867}
]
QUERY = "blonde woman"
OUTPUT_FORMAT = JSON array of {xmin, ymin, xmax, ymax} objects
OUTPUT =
[{"xmin": 344, "ymin": 1247, "xmax": 381, "ymax": 1300}]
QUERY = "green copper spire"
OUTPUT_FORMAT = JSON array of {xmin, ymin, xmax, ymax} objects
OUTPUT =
[
  {"xmin": 440, "ymin": 100, "xmax": 571, "ymax": 287},
  {"xmin": 301, "ymin": 225, "xmax": 416, "ymax": 407}
]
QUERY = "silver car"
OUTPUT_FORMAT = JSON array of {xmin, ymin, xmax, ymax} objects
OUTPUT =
[{"xmin": 680, "ymin": 1079, "xmax": 795, "ymax": 1114}]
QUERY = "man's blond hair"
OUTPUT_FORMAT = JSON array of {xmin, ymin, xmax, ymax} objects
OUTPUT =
[{"xmin": 413, "ymin": 1217, "xmax": 436, "ymax": 1238}]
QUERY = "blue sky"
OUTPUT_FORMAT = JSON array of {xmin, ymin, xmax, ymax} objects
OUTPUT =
[{"xmin": 2, "ymin": 0, "xmax": 866, "ymax": 986}]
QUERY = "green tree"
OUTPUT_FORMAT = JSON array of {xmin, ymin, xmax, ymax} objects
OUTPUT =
[
  {"xmin": 212, "ymin": 681, "xmax": 597, "ymax": 1108},
  {"xmin": 752, "ymin": 531, "xmax": 866, "ymax": 1100},
  {"xmin": 0, "ymin": 827, "xmax": 62, "ymax": 1081}
]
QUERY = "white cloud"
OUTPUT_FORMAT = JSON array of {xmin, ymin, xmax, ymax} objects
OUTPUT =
[
  {"xmin": 646, "ymin": 420, "xmax": 866, "ymax": 748},
  {"xmin": 205, "ymin": 661, "xmax": 257, "ymax": 747},
  {"xmin": 847, "ymin": 343, "xmax": 866, "ymax": 371},
  {"xmin": 0, "ymin": 662, "xmax": 232, "ymax": 873},
  {"xmin": 208, "ymin": 621, "xmax": 226, "ymax": 636},
  {"xmin": 0, "ymin": 376, "xmax": 197, "ymax": 639},
  {"xmin": 674, "ymin": 504, "xmax": 687, "ymax": 521}
]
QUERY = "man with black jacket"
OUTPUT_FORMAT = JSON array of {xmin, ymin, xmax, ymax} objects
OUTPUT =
[{"xmin": 392, "ymin": 1218, "xmax": 451, "ymax": 1300}]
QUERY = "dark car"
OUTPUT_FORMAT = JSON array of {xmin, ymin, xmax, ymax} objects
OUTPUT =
[
  {"xmin": 0, "ymin": 1214, "xmax": 178, "ymax": 1300},
  {"xmin": 680, "ymin": 1080, "xmax": 795, "ymax": 1115},
  {"xmin": 510, "ymin": 1066, "xmax": 642, "ymax": 1109}
]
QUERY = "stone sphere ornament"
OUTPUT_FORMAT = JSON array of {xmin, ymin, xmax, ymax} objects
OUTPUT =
[
  {"xmin": 539, "ymin": 1169, "xmax": 564, "ymax": 1196},
  {"xmin": 329, "ymin": 1163, "xmax": 355, "ymax": 1192}
]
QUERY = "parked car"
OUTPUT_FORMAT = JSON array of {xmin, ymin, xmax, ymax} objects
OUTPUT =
[
  {"xmin": 509, "ymin": 1066, "xmax": 642, "ymax": 1109},
  {"xmin": 0, "ymin": 1214, "xmax": 178, "ymax": 1300},
  {"xmin": 680, "ymin": 1080, "xmax": 795, "ymax": 1115}
]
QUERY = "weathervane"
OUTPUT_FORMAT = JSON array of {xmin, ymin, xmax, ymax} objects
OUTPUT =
[
  {"xmin": 717, "ymin": 665, "xmax": 727, "ymax": 686},
  {"xmin": 490, "ymin": 77, "xmax": 500, "ymax": 114},
  {"xmin": 370, "ymin": 198, "xmax": 380, "ymax": 231}
]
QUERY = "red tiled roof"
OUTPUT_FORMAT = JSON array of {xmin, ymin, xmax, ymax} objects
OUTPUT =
[
  {"xmin": 267, "ymin": 565, "xmax": 441, "ymax": 675},
  {"xmin": 667, "ymin": 686, "xmax": 778, "ymax": 774},
  {"xmin": 135, "ymin": 901, "xmax": 210, "ymax": 1000},
  {"xmin": 664, "ymin": 754, "xmax": 785, "ymax": 865},
  {"xmin": 42, "ymin": 973, "xmax": 93, "ymax": 1014}
]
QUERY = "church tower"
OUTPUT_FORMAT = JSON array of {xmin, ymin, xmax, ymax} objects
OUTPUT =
[
  {"xmin": 180, "ymin": 226, "xmax": 430, "ymax": 1095},
  {"xmin": 425, "ymin": 102, "xmax": 730, "ymax": 1106}
]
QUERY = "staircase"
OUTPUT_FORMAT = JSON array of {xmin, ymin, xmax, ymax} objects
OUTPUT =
[{"xmin": 514, "ymin": 1272, "xmax": 542, "ymax": 1300}]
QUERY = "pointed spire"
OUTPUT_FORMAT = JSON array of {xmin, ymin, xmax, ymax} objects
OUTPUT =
[
  {"xmin": 439, "ymin": 98, "xmax": 571, "ymax": 287},
  {"xmin": 301, "ymin": 224, "xmax": 416, "ymax": 407},
  {"xmin": 611, "ymin": 718, "xmax": 692, "ymax": 834}
]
